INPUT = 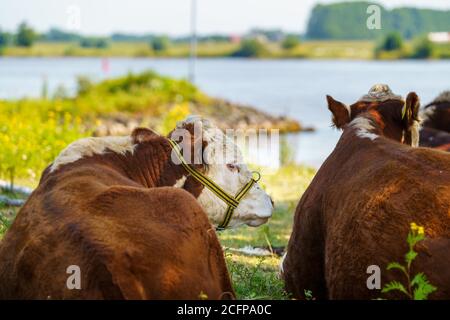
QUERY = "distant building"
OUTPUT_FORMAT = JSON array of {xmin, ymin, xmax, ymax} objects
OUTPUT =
[
  {"xmin": 428, "ymin": 32, "xmax": 450, "ymax": 43},
  {"xmin": 247, "ymin": 29, "xmax": 285, "ymax": 42},
  {"xmin": 230, "ymin": 35, "xmax": 241, "ymax": 44}
]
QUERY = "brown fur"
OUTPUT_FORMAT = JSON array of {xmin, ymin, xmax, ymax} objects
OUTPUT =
[
  {"xmin": 0, "ymin": 129, "xmax": 234, "ymax": 299},
  {"xmin": 420, "ymin": 127, "xmax": 450, "ymax": 150},
  {"xmin": 284, "ymin": 93, "xmax": 450, "ymax": 300},
  {"xmin": 436, "ymin": 143, "xmax": 450, "ymax": 152},
  {"xmin": 420, "ymin": 97, "xmax": 450, "ymax": 151},
  {"xmin": 422, "ymin": 100, "xmax": 450, "ymax": 134}
]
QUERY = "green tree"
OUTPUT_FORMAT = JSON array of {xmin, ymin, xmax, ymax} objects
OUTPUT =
[
  {"xmin": 150, "ymin": 36, "xmax": 170, "ymax": 52},
  {"xmin": 0, "ymin": 29, "xmax": 10, "ymax": 47},
  {"xmin": 412, "ymin": 37, "xmax": 434, "ymax": 59},
  {"xmin": 306, "ymin": 2, "xmax": 450, "ymax": 40},
  {"xmin": 15, "ymin": 22, "xmax": 37, "ymax": 47},
  {"xmin": 380, "ymin": 32, "xmax": 404, "ymax": 51},
  {"xmin": 79, "ymin": 37, "xmax": 109, "ymax": 48},
  {"xmin": 232, "ymin": 39, "xmax": 268, "ymax": 58},
  {"xmin": 282, "ymin": 35, "xmax": 300, "ymax": 50}
]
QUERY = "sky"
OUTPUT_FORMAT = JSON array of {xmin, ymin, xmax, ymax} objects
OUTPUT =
[{"xmin": 0, "ymin": 0, "xmax": 449, "ymax": 36}]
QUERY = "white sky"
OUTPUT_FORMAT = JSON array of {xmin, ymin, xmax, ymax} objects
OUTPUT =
[{"xmin": 0, "ymin": 0, "xmax": 449, "ymax": 36}]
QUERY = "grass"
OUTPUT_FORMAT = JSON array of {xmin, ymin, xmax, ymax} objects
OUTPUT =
[
  {"xmin": 1, "ymin": 41, "xmax": 239, "ymax": 58},
  {"xmin": 0, "ymin": 187, "xmax": 26, "ymax": 240},
  {"xmin": 218, "ymin": 165, "xmax": 316, "ymax": 299},
  {"xmin": 1, "ymin": 40, "xmax": 375, "ymax": 59}
]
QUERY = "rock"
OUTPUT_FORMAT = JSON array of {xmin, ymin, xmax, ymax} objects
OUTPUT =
[{"xmin": 92, "ymin": 99, "xmax": 313, "ymax": 137}]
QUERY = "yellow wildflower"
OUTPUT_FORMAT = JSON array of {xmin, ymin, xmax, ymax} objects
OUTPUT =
[
  {"xmin": 198, "ymin": 291, "xmax": 208, "ymax": 300},
  {"xmin": 418, "ymin": 226, "xmax": 425, "ymax": 235},
  {"xmin": 410, "ymin": 222, "xmax": 418, "ymax": 231}
]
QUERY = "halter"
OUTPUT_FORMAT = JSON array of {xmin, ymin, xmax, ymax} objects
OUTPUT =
[{"xmin": 168, "ymin": 139, "xmax": 261, "ymax": 231}]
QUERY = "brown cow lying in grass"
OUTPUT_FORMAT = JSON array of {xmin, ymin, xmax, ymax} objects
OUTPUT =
[
  {"xmin": 0, "ymin": 116, "xmax": 273, "ymax": 299},
  {"xmin": 420, "ymin": 91, "xmax": 450, "ymax": 152},
  {"xmin": 422, "ymin": 91, "xmax": 450, "ymax": 134},
  {"xmin": 282, "ymin": 85, "xmax": 450, "ymax": 300}
]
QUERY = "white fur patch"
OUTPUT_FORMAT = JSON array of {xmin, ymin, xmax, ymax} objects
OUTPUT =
[
  {"xmin": 344, "ymin": 104, "xmax": 351, "ymax": 118},
  {"xmin": 173, "ymin": 176, "xmax": 187, "ymax": 188},
  {"xmin": 420, "ymin": 106, "xmax": 436, "ymax": 122},
  {"xmin": 279, "ymin": 251, "xmax": 287, "ymax": 276},
  {"xmin": 51, "ymin": 136, "xmax": 135, "ymax": 172},
  {"xmin": 350, "ymin": 117, "xmax": 379, "ymax": 141}
]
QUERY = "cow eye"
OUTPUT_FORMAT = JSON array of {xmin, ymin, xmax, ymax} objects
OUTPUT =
[{"xmin": 226, "ymin": 163, "xmax": 239, "ymax": 172}]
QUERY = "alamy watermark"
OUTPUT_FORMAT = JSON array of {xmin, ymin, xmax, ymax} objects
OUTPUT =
[
  {"xmin": 367, "ymin": 4, "xmax": 382, "ymax": 30},
  {"xmin": 366, "ymin": 265, "xmax": 381, "ymax": 290},
  {"xmin": 170, "ymin": 123, "xmax": 281, "ymax": 170},
  {"xmin": 66, "ymin": 265, "xmax": 81, "ymax": 290},
  {"xmin": 66, "ymin": 5, "xmax": 82, "ymax": 31}
]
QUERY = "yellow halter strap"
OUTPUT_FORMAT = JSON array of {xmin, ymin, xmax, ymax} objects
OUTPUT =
[{"xmin": 168, "ymin": 139, "xmax": 260, "ymax": 230}]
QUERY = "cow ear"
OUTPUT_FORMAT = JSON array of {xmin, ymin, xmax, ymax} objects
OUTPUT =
[
  {"xmin": 131, "ymin": 127, "xmax": 159, "ymax": 144},
  {"xmin": 404, "ymin": 92, "xmax": 420, "ymax": 126},
  {"xmin": 327, "ymin": 95, "xmax": 351, "ymax": 129}
]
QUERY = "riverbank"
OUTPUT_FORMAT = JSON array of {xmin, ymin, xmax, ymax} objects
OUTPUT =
[
  {"xmin": 0, "ymin": 70, "xmax": 305, "ymax": 191},
  {"xmin": 2, "ymin": 40, "xmax": 449, "ymax": 60}
]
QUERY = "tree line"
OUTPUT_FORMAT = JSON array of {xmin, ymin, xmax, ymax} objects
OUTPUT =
[{"xmin": 306, "ymin": 1, "xmax": 450, "ymax": 40}]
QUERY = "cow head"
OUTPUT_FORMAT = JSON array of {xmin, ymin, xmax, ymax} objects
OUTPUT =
[
  {"xmin": 327, "ymin": 84, "xmax": 421, "ymax": 146},
  {"xmin": 169, "ymin": 116, "xmax": 274, "ymax": 228}
]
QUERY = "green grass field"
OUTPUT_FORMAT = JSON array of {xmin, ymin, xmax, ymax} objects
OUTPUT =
[
  {"xmin": 0, "ymin": 40, "xmax": 385, "ymax": 59},
  {"xmin": 1, "ymin": 41, "xmax": 238, "ymax": 58},
  {"xmin": 1, "ymin": 40, "xmax": 374, "ymax": 59},
  {"xmin": 3, "ymin": 40, "xmax": 449, "ymax": 59}
]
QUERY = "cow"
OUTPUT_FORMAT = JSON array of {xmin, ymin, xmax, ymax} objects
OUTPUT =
[
  {"xmin": 0, "ymin": 116, "xmax": 274, "ymax": 299},
  {"xmin": 420, "ymin": 91, "xmax": 450, "ymax": 152},
  {"xmin": 282, "ymin": 85, "xmax": 450, "ymax": 300},
  {"xmin": 421, "ymin": 91, "xmax": 450, "ymax": 134},
  {"xmin": 420, "ymin": 127, "xmax": 450, "ymax": 151}
]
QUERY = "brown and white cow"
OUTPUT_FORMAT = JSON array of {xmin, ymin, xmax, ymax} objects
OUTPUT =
[
  {"xmin": 282, "ymin": 85, "xmax": 450, "ymax": 300},
  {"xmin": 420, "ymin": 91, "xmax": 450, "ymax": 152},
  {"xmin": 0, "ymin": 116, "xmax": 273, "ymax": 299}
]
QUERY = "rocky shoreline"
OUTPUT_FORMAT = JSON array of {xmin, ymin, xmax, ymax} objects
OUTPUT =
[{"xmin": 94, "ymin": 98, "xmax": 310, "ymax": 137}]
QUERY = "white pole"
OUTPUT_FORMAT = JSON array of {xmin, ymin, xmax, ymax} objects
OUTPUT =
[{"xmin": 189, "ymin": 0, "xmax": 197, "ymax": 83}]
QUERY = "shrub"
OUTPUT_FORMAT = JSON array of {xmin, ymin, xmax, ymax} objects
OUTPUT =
[
  {"xmin": 282, "ymin": 35, "xmax": 300, "ymax": 50},
  {"xmin": 15, "ymin": 22, "xmax": 37, "ymax": 47},
  {"xmin": 379, "ymin": 32, "xmax": 404, "ymax": 51},
  {"xmin": 411, "ymin": 37, "xmax": 434, "ymax": 59},
  {"xmin": 76, "ymin": 76, "xmax": 94, "ymax": 96},
  {"xmin": 0, "ymin": 106, "xmax": 88, "ymax": 188},
  {"xmin": 150, "ymin": 36, "xmax": 170, "ymax": 52},
  {"xmin": 158, "ymin": 103, "xmax": 191, "ymax": 135},
  {"xmin": 79, "ymin": 37, "xmax": 109, "ymax": 49},
  {"xmin": 232, "ymin": 39, "xmax": 268, "ymax": 58},
  {"xmin": 0, "ymin": 30, "xmax": 10, "ymax": 48}
]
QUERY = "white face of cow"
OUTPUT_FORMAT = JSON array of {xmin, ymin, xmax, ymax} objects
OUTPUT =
[{"xmin": 173, "ymin": 116, "xmax": 274, "ymax": 228}]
